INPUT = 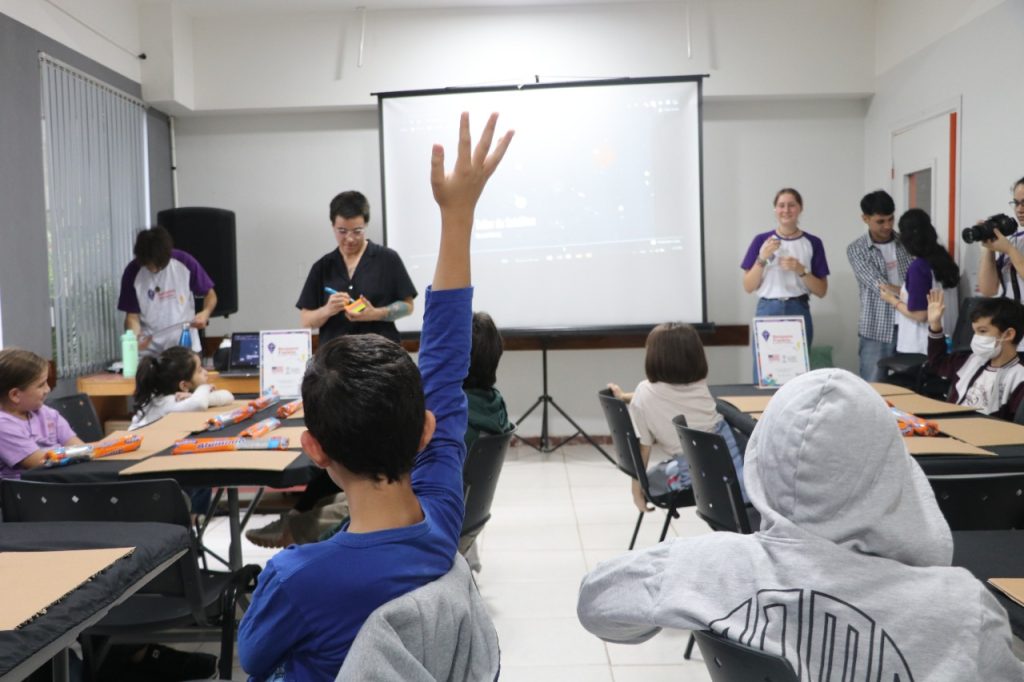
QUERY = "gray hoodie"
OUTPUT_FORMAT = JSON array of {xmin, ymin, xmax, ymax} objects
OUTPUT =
[{"xmin": 578, "ymin": 368, "xmax": 1024, "ymax": 681}]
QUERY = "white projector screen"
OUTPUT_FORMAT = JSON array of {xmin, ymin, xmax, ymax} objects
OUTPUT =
[{"xmin": 378, "ymin": 77, "xmax": 706, "ymax": 334}]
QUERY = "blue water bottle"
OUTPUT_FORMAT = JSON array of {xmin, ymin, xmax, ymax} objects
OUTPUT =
[{"xmin": 179, "ymin": 324, "xmax": 192, "ymax": 348}]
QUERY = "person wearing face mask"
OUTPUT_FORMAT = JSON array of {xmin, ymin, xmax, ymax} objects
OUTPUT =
[{"xmin": 925, "ymin": 289, "xmax": 1024, "ymax": 421}]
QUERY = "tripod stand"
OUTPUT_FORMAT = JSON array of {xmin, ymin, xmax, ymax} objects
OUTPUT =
[{"xmin": 517, "ymin": 345, "xmax": 615, "ymax": 465}]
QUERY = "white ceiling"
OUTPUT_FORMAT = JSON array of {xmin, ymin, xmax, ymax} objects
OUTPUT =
[{"xmin": 141, "ymin": 0, "xmax": 669, "ymax": 18}]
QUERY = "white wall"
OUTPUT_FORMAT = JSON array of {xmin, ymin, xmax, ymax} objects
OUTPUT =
[{"xmin": 0, "ymin": 0, "xmax": 141, "ymax": 81}]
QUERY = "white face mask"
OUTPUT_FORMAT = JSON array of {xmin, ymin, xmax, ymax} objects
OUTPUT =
[{"xmin": 970, "ymin": 334, "xmax": 1001, "ymax": 360}]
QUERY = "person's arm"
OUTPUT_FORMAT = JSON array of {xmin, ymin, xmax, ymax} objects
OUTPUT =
[
  {"xmin": 979, "ymin": 230, "xmax": 1024, "ymax": 297},
  {"xmin": 344, "ymin": 297, "xmax": 414, "ymax": 323},
  {"xmin": 800, "ymin": 271, "xmax": 828, "ymax": 298},
  {"xmin": 846, "ymin": 240, "xmax": 887, "ymax": 291},
  {"xmin": 924, "ymin": 289, "xmax": 965, "ymax": 380},
  {"xmin": 237, "ymin": 562, "xmax": 304, "ymax": 678},
  {"xmin": 607, "ymin": 383, "xmax": 634, "ymax": 403},
  {"xmin": 166, "ymin": 384, "xmax": 214, "ymax": 412},
  {"xmin": 192, "ymin": 289, "xmax": 217, "ymax": 329}
]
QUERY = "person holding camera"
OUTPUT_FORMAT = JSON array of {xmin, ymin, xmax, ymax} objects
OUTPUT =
[{"xmin": 976, "ymin": 177, "xmax": 1024, "ymax": 305}]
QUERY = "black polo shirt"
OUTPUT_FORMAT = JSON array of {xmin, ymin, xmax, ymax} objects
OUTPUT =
[{"xmin": 296, "ymin": 241, "xmax": 417, "ymax": 345}]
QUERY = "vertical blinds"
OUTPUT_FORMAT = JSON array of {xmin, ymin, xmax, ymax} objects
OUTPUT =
[{"xmin": 40, "ymin": 53, "xmax": 148, "ymax": 378}]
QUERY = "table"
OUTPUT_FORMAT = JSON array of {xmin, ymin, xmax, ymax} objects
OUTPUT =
[
  {"xmin": 0, "ymin": 522, "xmax": 189, "ymax": 682},
  {"xmin": 711, "ymin": 384, "xmax": 1024, "ymax": 476},
  {"xmin": 23, "ymin": 408, "xmax": 314, "ymax": 571},
  {"xmin": 951, "ymin": 530, "xmax": 1024, "ymax": 639},
  {"xmin": 77, "ymin": 371, "xmax": 261, "ymax": 425}
]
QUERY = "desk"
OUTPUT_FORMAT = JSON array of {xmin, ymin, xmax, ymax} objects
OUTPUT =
[
  {"xmin": 23, "ymin": 406, "xmax": 312, "ymax": 571},
  {"xmin": 0, "ymin": 522, "xmax": 188, "ymax": 682},
  {"xmin": 952, "ymin": 530, "xmax": 1024, "ymax": 639},
  {"xmin": 77, "ymin": 372, "xmax": 261, "ymax": 425},
  {"xmin": 711, "ymin": 384, "xmax": 1024, "ymax": 476}
]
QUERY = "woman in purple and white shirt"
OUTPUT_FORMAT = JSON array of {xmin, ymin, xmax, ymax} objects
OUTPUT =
[
  {"xmin": 741, "ymin": 188, "xmax": 830, "ymax": 378},
  {"xmin": 879, "ymin": 209, "xmax": 959, "ymax": 354}
]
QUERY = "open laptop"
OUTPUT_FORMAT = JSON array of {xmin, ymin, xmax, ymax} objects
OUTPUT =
[{"xmin": 219, "ymin": 332, "xmax": 260, "ymax": 377}]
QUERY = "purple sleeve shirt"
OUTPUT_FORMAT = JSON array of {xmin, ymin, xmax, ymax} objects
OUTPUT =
[
  {"xmin": 905, "ymin": 258, "xmax": 932, "ymax": 312},
  {"xmin": 117, "ymin": 260, "xmax": 143, "ymax": 313},
  {"xmin": 805, "ymin": 233, "xmax": 831, "ymax": 278},
  {"xmin": 740, "ymin": 231, "xmax": 777, "ymax": 270},
  {"xmin": 171, "ymin": 249, "xmax": 215, "ymax": 296},
  {"xmin": 0, "ymin": 406, "xmax": 76, "ymax": 477}
]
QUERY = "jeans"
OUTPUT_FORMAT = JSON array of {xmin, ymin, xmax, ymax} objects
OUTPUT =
[
  {"xmin": 753, "ymin": 297, "xmax": 812, "ymax": 383},
  {"xmin": 649, "ymin": 420, "xmax": 748, "ymax": 502},
  {"xmin": 858, "ymin": 332, "xmax": 897, "ymax": 383}
]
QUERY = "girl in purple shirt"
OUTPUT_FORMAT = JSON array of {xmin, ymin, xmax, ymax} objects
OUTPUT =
[{"xmin": 0, "ymin": 349, "xmax": 81, "ymax": 479}]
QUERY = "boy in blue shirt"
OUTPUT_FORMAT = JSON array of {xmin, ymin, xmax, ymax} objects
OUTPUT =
[{"xmin": 237, "ymin": 112, "xmax": 513, "ymax": 682}]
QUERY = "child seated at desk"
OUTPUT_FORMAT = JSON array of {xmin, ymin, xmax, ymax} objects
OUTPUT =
[
  {"xmin": 236, "ymin": 112, "xmax": 513, "ymax": 681},
  {"xmin": 925, "ymin": 290, "xmax": 1024, "ymax": 421},
  {"xmin": 608, "ymin": 322, "xmax": 746, "ymax": 511},
  {"xmin": 129, "ymin": 345, "xmax": 234, "ymax": 429},
  {"xmin": 0, "ymin": 349, "xmax": 83, "ymax": 478}
]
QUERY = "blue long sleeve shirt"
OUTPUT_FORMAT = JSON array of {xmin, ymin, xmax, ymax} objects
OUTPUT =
[{"xmin": 237, "ymin": 286, "xmax": 472, "ymax": 681}]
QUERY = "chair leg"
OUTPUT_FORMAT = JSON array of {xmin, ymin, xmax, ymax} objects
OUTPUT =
[
  {"xmin": 628, "ymin": 511, "xmax": 644, "ymax": 550},
  {"xmin": 658, "ymin": 508, "xmax": 676, "ymax": 543},
  {"xmin": 684, "ymin": 632, "xmax": 696, "ymax": 660}
]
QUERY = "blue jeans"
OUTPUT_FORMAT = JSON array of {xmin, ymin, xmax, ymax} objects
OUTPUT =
[
  {"xmin": 649, "ymin": 420, "xmax": 748, "ymax": 503},
  {"xmin": 753, "ymin": 297, "xmax": 812, "ymax": 383},
  {"xmin": 858, "ymin": 332, "xmax": 897, "ymax": 383}
]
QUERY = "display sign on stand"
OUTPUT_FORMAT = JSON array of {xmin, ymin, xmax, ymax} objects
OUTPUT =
[
  {"xmin": 753, "ymin": 316, "xmax": 809, "ymax": 388},
  {"xmin": 259, "ymin": 329, "xmax": 312, "ymax": 398}
]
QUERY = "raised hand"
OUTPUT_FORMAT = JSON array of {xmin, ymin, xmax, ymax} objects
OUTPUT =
[
  {"xmin": 926, "ymin": 288, "xmax": 945, "ymax": 331},
  {"xmin": 430, "ymin": 112, "xmax": 514, "ymax": 219}
]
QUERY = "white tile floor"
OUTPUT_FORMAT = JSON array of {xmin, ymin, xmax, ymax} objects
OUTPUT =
[{"xmin": 201, "ymin": 442, "xmax": 714, "ymax": 680}]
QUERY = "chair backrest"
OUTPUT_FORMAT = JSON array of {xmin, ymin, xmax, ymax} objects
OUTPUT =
[
  {"xmin": 0, "ymin": 478, "xmax": 203, "ymax": 602},
  {"xmin": 715, "ymin": 399, "xmax": 756, "ymax": 451},
  {"xmin": 46, "ymin": 392, "xmax": 104, "ymax": 442},
  {"xmin": 461, "ymin": 427, "xmax": 516, "ymax": 537},
  {"xmin": 597, "ymin": 389, "xmax": 650, "ymax": 492},
  {"xmin": 927, "ymin": 473, "xmax": 1024, "ymax": 530},
  {"xmin": 951, "ymin": 297, "xmax": 986, "ymax": 352},
  {"xmin": 673, "ymin": 417, "xmax": 751, "ymax": 534},
  {"xmin": 693, "ymin": 630, "xmax": 798, "ymax": 682}
]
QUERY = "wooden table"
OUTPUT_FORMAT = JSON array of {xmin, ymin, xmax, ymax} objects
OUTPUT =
[{"xmin": 78, "ymin": 372, "xmax": 261, "ymax": 425}]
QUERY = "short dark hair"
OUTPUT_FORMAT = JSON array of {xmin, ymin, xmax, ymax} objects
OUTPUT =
[
  {"xmin": 134, "ymin": 226, "xmax": 174, "ymax": 269},
  {"xmin": 644, "ymin": 323, "xmax": 708, "ymax": 385},
  {"xmin": 860, "ymin": 190, "xmax": 895, "ymax": 216},
  {"xmin": 464, "ymin": 312, "xmax": 503, "ymax": 390},
  {"xmin": 302, "ymin": 334, "xmax": 423, "ymax": 483},
  {"xmin": 329, "ymin": 191, "xmax": 370, "ymax": 224},
  {"xmin": 774, "ymin": 187, "xmax": 803, "ymax": 208},
  {"xmin": 0, "ymin": 348, "xmax": 48, "ymax": 399},
  {"xmin": 1014, "ymin": 176, "xmax": 1024, "ymax": 192},
  {"xmin": 971, "ymin": 298, "xmax": 1024, "ymax": 345}
]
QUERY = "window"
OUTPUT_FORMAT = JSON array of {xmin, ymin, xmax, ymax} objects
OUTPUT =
[{"xmin": 40, "ymin": 54, "xmax": 148, "ymax": 377}]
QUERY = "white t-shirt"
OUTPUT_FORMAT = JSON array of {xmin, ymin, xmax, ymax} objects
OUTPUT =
[
  {"xmin": 628, "ymin": 379, "xmax": 723, "ymax": 464},
  {"xmin": 876, "ymin": 240, "xmax": 902, "ymax": 286}
]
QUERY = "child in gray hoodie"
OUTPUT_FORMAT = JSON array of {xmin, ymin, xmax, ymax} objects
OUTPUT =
[{"xmin": 577, "ymin": 368, "xmax": 1024, "ymax": 680}]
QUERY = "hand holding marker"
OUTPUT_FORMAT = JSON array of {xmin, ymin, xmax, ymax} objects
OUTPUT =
[{"xmin": 324, "ymin": 286, "xmax": 367, "ymax": 313}]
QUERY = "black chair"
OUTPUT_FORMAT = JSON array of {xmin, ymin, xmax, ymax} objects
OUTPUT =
[
  {"xmin": 0, "ymin": 478, "xmax": 259, "ymax": 680},
  {"xmin": 927, "ymin": 473, "xmax": 1024, "ymax": 530},
  {"xmin": 461, "ymin": 427, "xmax": 516, "ymax": 547},
  {"xmin": 673, "ymin": 417, "xmax": 756, "ymax": 534},
  {"xmin": 597, "ymin": 389, "xmax": 694, "ymax": 549},
  {"xmin": 46, "ymin": 392, "xmax": 104, "ymax": 442},
  {"xmin": 878, "ymin": 296, "xmax": 985, "ymax": 397},
  {"xmin": 692, "ymin": 630, "xmax": 798, "ymax": 682}
]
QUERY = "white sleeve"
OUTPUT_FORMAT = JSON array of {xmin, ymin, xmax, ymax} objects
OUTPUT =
[
  {"xmin": 207, "ymin": 389, "xmax": 234, "ymax": 407},
  {"xmin": 577, "ymin": 541, "xmax": 673, "ymax": 644},
  {"xmin": 166, "ymin": 384, "xmax": 213, "ymax": 413}
]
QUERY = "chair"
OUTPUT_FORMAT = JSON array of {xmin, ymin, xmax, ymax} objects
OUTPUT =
[
  {"xmin": 927, "ymin": 473, "xmax": 1024, "ymax": 530},
  {"xmin": 692, "ymin": 630, "xmax": 798, "ymax": 682},
  {"xmin": 0, "ymin": 478, "xmax": 260, "ymax": 680},
  {"xmin": 46, "ymin": 392, "xmax": 104, "ymax": 442},
  {"xmin": 597, "ymin": 389, "xmax": 694, "ymax": 550},
  {"xmin": 673, "ymin": 417, "xmax": 754, "ymax": 534},
  {"xmin": 460, "ymin": 427, "xmax": 516, "ymax": 547}
]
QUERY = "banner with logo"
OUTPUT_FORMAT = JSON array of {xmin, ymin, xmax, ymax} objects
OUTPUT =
[
  {"xmin": 260, "ymin": 329, "xmax": 312, "ymax": 398},
  {"xmin": 753, "ymin": 316, "xmax": 809, "ymax": 388}
]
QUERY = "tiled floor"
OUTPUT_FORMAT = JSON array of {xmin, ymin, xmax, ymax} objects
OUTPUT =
[{"xmin": 200, "ymin": 442, "xmax": 714, "ymax": 680}]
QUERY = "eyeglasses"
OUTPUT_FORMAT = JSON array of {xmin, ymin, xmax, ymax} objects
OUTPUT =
[
  {"xmin": 1010, "ymin": 200, "xmax": 1024, "ymax": 208},
  {"xmin": 335, "ymin": 228, "xmax": 366, "ymax": 237}
]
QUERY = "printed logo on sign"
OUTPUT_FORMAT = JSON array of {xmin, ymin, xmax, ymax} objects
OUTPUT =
[{"xmin": 267, "ymin": 343, "xmax": 276, "ymax": 354}]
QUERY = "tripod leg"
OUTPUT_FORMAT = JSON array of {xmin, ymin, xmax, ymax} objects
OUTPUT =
[
  {"xmin": 516, "ymin": 397, "xmax": 546, "ymax": 453},
  {"xmin": 547, "ymin": 398, "xmax": 617, "ymax": 465}
]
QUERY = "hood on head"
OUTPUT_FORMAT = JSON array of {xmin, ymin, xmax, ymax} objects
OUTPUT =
[{"xmin": 743, "ymin": 368, "xmax": 952, "ymax": 567}]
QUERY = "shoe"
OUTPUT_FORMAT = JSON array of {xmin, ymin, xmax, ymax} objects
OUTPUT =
[
  {"xmin": 137, "ymin": 644, "xmax": 217, "ymax": 681},
  {"xmin": 245, "ymin": 513, "xmax": 295, "ymax": 548}
]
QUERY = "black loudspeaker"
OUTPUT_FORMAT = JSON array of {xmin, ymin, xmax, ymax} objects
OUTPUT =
[{"xmin": 157, "ymin": 207, "xmax": 238, "ymax": 317}]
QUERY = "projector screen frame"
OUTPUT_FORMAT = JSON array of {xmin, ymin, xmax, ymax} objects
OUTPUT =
[{"xmin": 375, "ymin": 74, "xmax": 710, "ymax": 341}]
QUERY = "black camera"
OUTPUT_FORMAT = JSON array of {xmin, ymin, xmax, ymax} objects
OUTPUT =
[{"xmin": 962, "ymin": 214, "xmax": 1017, "ymax": 244}]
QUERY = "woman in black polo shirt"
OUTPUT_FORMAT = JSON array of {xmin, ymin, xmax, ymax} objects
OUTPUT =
[
  {"xmin": 247, "ymin": 190, "xmax": 417, "ymax": 548},
  {"xmin": 296, "ymin": 190, "xmax": 417, "ymax": 345}
]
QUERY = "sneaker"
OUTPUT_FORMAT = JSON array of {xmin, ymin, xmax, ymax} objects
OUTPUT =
[{"xmin": 245, "ymin": 513, "xmax": 295, "ymax": 548}]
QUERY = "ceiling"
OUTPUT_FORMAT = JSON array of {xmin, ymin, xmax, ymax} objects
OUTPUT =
[{"xmin": 139, "ymin": 0, "xmax": 670, "ymax": 17}]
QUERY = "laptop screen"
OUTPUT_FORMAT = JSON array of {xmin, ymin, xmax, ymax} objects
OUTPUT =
[{"xmin": 229, "ymin": 332, "xmax": 261, "ymax": 370}]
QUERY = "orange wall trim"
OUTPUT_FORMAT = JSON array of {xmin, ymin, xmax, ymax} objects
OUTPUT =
[{"xmin": 948, "ymin": 112, "xmax": 958, "ymax": 257}]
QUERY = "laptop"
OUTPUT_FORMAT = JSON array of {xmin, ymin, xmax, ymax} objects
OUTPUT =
[{"xmin": 220, "ymin": 332, "xmax": 261, "ymax": 377}]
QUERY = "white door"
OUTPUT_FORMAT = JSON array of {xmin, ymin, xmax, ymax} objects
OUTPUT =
[{"xmin": 891, "ymin": 109, "xmax": 959, "ymax": 262}]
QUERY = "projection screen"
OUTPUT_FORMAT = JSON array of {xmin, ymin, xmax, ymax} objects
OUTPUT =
[{"xmin": 378, "ymin": 76, "xmax": 706, "ymax": 334}]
